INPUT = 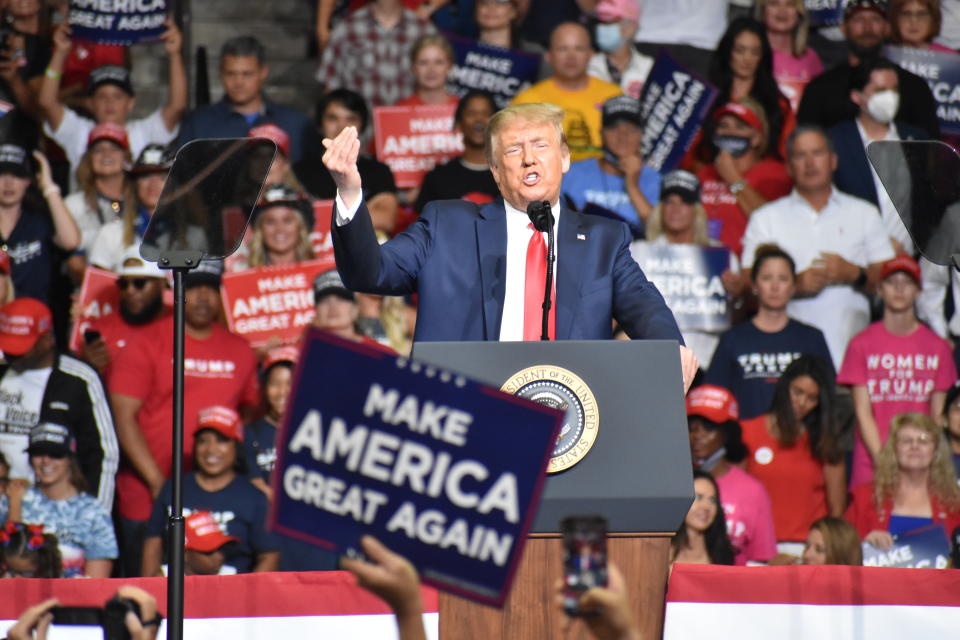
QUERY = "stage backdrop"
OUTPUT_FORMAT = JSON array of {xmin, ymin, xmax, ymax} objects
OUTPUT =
[
  {"xmin": 0, "ymin": 572, "xmax": 438, "ymax": 639},
  {"xmin": 665, "ymin": 564, "xmax": 960, "ymax": 639}
]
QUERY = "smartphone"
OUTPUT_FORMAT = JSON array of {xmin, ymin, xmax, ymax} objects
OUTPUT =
[
  {"xmin": 83, "ymin": 329, "xmax": 101, "ymax": 345},
  {"xmin": 561, "ymin": 515, "xmax": 608, "ymax": 616},
  {"xmin": 50, "ymin": 606, "xmax": 104, "ymax": 640}
]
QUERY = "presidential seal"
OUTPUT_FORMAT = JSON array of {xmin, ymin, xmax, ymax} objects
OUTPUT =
[{"xmin": 500, "ymin": 365, "xmax": 599, "ymax": 473}]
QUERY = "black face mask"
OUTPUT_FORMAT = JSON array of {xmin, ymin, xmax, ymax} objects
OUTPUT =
[
  {"xmin": 602, "ymin": 146, "xmax": 620, "ymax": 168},
  {"xmin": 713, "ymin": 134, "xmax": 752, "ymax": 157}
]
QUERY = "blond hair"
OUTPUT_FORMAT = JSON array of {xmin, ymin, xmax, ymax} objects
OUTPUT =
[
  {"xmin": 645, "ymin": 201, "xmax": 711, "ymax": 245},
  {"xmin": 75, "ymin": 146, "xmax": 137, "ymax": 233},
  {"xmin": 873, "ymin": 412, "xmax": 960, "ymax": 511},
  {"xmin": 247, "ymin": 207, "xmax": 315, "ymax": 268},
  {"xmin": 410, "ymin": 33, "xmax": 455, "ymax": 66},
  {"xmin": 755, "ymin": 0, "xmax": 811, "ymax": 57},
  {"xmin": 484, "ymin": 102, "xmax": 567, "ymax": 166}
]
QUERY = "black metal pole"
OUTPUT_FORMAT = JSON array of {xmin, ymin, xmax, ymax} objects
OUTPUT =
[
  {"xmin": 167, "ymin": 267, "xmax": 187, "ymax": 640},
  {"xmin": 541, "ymin": 222, "xmax": 555, "ymax": 341}
]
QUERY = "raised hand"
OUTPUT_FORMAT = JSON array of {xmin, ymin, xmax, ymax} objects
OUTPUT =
[{"xmin": 321, "ymin": 125, "xmax": 362, "ymax": 208}]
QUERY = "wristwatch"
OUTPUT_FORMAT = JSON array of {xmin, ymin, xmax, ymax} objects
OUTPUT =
[{"xmin": 730, "ymin": 180, "xmax": 747, "ymax": 195}]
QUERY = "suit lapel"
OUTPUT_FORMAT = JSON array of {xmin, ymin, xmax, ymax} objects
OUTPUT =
[
  {"xmin": 476, "ymin": 201, "xmax": 507, "ymax": 339},
  {"xmin": 556, "ymin": 207, "xmax": 586, "ymax": 340}
]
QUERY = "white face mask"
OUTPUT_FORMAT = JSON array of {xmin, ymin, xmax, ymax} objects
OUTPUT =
[
  {"xmin": 866, "ymin": 90, "xmax": 900, "ymax": 124},
  {"xmin": 595, "ymin": 22, "xmax": 624, "ymax": 53}
]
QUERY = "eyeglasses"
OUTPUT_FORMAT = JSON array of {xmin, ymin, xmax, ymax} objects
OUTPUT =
[
  {"xmin": 117, "ymin": 278, "xmax": 149, "ymax": 291},
  {"xmin": 896, "ymin": 433, "xmax": 935, "ymax": 447}
]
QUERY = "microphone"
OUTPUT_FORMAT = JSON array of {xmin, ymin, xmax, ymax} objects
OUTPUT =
[
  {"xmin": 525, "ymin": 201, "xmax": 555, "ymax": 340},
  {"xmin": 526, "ymin": 201, "xmax": 554, "ymax": 232}
]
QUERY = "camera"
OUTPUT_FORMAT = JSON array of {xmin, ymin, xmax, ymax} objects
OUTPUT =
[{"xmin": 52, "ymin": 596, "xmax": 143, "ymax": 640}]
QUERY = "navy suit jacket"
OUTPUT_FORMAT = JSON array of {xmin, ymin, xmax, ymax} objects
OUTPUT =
[
  {"xmin": 828, "ymin": 119, "xmax": 927, "ymax": 207},
  {"xmin": 332, "ymin": 199, "xmax": 683, "ymax": 343}
]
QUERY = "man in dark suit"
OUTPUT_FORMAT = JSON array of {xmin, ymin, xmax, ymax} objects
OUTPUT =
[
  {"xmin": 828, "ymin": 57, "xmax": 926, "ymax": 254},
  {"xmin": 797, "ymin": 0, "xmax": 939, "ymax": 138},
  {"xmin": 322, "ymin": 102, "xmax": 697, "ymax": 390}
]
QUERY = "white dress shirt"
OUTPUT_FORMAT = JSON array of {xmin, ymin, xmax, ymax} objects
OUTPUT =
[
  {"xmin": 741, "ymin": 188, "xmax": 895, "ymax": 368},
  {"xmin": 335, "ymin": 192, "xmax": 560, "ymax": 341}
]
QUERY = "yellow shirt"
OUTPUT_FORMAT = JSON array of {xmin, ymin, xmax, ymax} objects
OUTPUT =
[{"xmin": 511, "ymin": 77, "xmax": 623, "ymax": 161}]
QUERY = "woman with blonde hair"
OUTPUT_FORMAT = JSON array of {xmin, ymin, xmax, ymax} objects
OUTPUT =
[
  {"xmin": 845, "ymin": 412, "xmax": 960, "ymax": 551},
  {"xmin": 395, "ymin": 34, "xmax": 458, "ymax": 107},
  {"xmin": 802, "ymin": 516, "xmax": 862, "ymax": 566},
  {"xmin": 64, "ymin": 123, "xmax": 135, "ymax": 280},
  {"xmin": 756, "ymin": 0, "xmax": 823, "ymax": 110},
  {"xmin": 245, "ymin": 184, "xmax": 315, "ymax": 269}
]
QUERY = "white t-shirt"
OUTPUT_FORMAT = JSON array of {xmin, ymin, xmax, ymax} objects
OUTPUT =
[
  {"xmin": 64, "ymin": 191, "xmax": 122, "ymax": 256},
  {"xmin": 43, "ymin": 107, "xmax": 178, "ymax": 178},
  {"xmin": 0, "ymin": 366, "xmax": 53, "ymax": 480},
  {"xmin": 634, "ymin": 0, "xmax": 730, "ymax": 50},
  {"xmin": 587, "ymin": 49, "xmax": 655, "ymax": 99},
  {"xmin": 741, "ymin": 188, "xmax": 895, "ymax": 369}
]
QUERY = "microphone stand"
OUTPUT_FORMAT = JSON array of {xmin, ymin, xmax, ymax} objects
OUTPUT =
[{"xmin": 526, "ymin": 201, "xmax": 555, "ymax": 341}]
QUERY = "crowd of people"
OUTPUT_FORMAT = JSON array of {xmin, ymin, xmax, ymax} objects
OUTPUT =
[{"xmin": 0, "ymin": 0, "xmax": 957, "ymax": 586}]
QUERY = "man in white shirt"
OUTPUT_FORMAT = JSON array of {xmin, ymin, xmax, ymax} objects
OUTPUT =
[
  {"xmin": 37, "ymin": 21, "xmax": 186, "ymax": 177},
  {"xmin": 323, "ymin": 102, "xmax": 698, "ymax": 391},
  {"xmin": 741, "ymin": 126, "xmax": 895, "ymax": 369}
]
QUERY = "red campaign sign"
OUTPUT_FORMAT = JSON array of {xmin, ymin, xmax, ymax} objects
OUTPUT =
[
  {"xmin": 69, "ymin": 267, "xmax": 120, "ymax": 352},
  {"xmin": 220, "ymin": 259, "xmax": 335, "ymax": 348},
  {"xmin": 311, "ymin": 199, "xmax": 334, "ymax": 263},
  {"xmin": 373, "ymin": 104, "xmax": 464, "ymax": 188}
]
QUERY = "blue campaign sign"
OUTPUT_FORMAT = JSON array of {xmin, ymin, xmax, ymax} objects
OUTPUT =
[
  {"xmin": 69, "ymin": 0, "xmax": 167, "ymax": 46},
  {"xmin": 269, "ymin": 329, "xmax": 563, "ymax": 606},
  {"xmin": 885, "ymin": 45, "xmax": 960, "ymax": 136},
  {"xmin": 862, "ymin": 523, "xmax": 950, "ymax": 569},
  {"xmin": 629, "ymin": 242, "xmax": 732, "ymax": 332},
  {"xmin": 637, "ymin": 51, "xmax": 718, "ymax": 172},
  {"xmin": 805, "ymin": 0, "xmax": 843, "ymax": 28},
  {"xmin": 446, "ymin": 34, "xmax": 542, "ymax": 109}
]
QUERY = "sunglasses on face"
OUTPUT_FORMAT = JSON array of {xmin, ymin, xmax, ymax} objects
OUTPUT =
[{"xmin": 117, "ymin": 278, "xmax": 149, "ymax": 291}]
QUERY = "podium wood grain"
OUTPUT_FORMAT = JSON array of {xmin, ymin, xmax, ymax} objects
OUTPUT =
[{"xmin": 438, "ymin": 534, "xmax": 672, "ymax": 639}]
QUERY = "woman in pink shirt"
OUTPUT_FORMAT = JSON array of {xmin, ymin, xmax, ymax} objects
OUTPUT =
[
  {"xmin": 756, "ymin": 0, "xmax": 823, "ymax": 112},
  {"xmin": 889, "ymin": 0, "xmax": 956, "ymax": 53},
  {"xmin": 687, "ymin": 384, "xmax": 778, "ymax": 565}
]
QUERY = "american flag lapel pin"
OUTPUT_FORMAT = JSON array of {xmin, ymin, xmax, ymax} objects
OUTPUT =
[{"xmin": 577, "ymin": 233, "xmax": 586, "ymax": 241}]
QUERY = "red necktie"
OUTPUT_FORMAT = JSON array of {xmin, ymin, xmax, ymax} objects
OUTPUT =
[{"xmin": 524, "ymin": 223, "xmax": 556, "ymax": 341}]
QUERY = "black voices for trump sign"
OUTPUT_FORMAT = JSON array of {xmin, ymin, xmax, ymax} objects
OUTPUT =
[{"xmin": 270, "ymin": 329, "xmax": 562, "ymax": 606}]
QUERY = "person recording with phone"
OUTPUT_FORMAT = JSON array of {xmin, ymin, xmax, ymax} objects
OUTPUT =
[{"xmin": 323, "ymin": 102, "xmax": 698, "ymax": 392}]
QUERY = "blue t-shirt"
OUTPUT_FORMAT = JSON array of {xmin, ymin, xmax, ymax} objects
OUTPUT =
[
  {"xmin": 706, "ymin": 319, "xmax": 834, "ymax": 419},
  {"xmin": 0, "ymin": 487, "xmax": 118, "ymax": 577},
  {"xmin": 561, "ymin": 158, "xmax": 661, "ymax": 229},
  {"xmin": 4, "ymin": 206, "xmax": 54, "ymax": 303},
  {"xmin": 244, "ymin": 417, "xmax": 277, "ymax": 484},
  {"xmin": 147, "ymin": 473, "xmax": 279, "ymax": 573}
]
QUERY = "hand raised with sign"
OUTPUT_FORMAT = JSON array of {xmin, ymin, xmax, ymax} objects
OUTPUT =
[
  {"xmin": 321, "ymin": 125, "xmax": 362, "ymax": 210},
  {"xmin": 342, "ymin": 536, "xmax": 426, "ymax": 640},
  {"xmin": 161, "ymin": 18, "xmax": 183, "ymax": 58}
]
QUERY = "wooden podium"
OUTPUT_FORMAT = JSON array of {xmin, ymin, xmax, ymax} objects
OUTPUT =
[
  {"xmin": 414, "ymin": 340, "xmax": 693, "ymax": 636},
  {"xmin": 439, "ymin": 533, "xmax": 672, "ymax": 639}
]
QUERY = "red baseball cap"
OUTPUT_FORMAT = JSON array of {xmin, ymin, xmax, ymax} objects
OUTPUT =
[
  {"xmin": 0, "ymin": 298, "xmax": 52, "ymax": 356},
  {"xmin": 184, "ymin": 511, "xmax": 238, "ymax": 552},
  {"xmin": 88, "ymin": 122, "xmax": 130, "ymax": 150},
  {"xmin": 248, "ymin": 124, "xmax": 290, "ymax": 157},
  {"xmin": 196, "ymin": 405, "xmax": 243, "ymax": 442},
  {"xmin": 686, "ymin": 385, "xmax": 739, "ymax": 424},
  {"xmin": 713, "ymin": 101, "xmax": 764, "ymax": 132},
  {"xmin": 263, "ymin": 345, "xmax": 299, "ymax": 372},
  {"xmin": 880, "ymin": 254, "xmax": 921, "ymax": 286}
]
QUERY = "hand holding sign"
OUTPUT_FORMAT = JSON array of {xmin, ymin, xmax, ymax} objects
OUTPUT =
[
  {"xmin": 342, "ymin": 536, "xmax": 424, "ymax": 620},
  {"xmin": 322, "ymin": 125, "xmax": 362, "ymax": 209}
]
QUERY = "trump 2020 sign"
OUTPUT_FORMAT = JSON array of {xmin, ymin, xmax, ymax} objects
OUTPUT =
[{"xmin": 269, "ymin": 329, "xmax": 562, "ymax": 606}]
